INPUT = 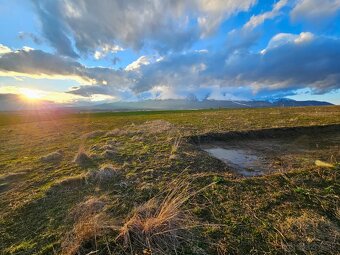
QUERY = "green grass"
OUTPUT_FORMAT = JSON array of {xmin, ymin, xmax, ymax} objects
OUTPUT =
[{"xmin": 0, "ymin": 106, "xmax": 339, "ymax": 254}]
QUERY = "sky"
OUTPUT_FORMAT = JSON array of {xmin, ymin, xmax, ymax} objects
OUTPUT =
[{"xmin": 0, "ymin": 0, "xmax": 340, "ymax": 105}]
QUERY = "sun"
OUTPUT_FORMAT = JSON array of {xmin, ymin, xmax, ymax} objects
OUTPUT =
[{"xmin": 21, "ymin": 88, "xmax": 42, "ymax": 100}]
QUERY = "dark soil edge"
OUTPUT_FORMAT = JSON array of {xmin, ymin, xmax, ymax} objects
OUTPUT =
[{"xmin": 187, "ymin": 124, "xmax": 340, "ymax": 145}]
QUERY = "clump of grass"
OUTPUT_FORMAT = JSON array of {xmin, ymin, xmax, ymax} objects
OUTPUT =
[
  {"xmin": 170, "ymin": 135, "xmax": 182, "ymax": 160},
  {"xmin": 74, "ymin": 147, "xmax": 93, "ymax": 167},
  {"xmin": 47, "ymin": 174, "xmax": 86, "ymax": 194},
  {"xmin": 70, "ymin": 197, "xmax": 106, "ymax": 222},
  {"xmin": 105, "ymin": 128, "xmax": 124, "ymax": 137},
  {"xmin": 62, "ymin": 198, "xmax": 109, "ymax": 255},
  {"xmin": 40, "ymin": 150, "xmax": 63, "ymax": 163},
  {"xmin": 83, "ymin": 130, "xmax": 106, "ymax": 139},
  {"xmin": 117, "ymin": 181, "xmax": 197, "ymax": 254},
  {"xmin": 88, "ymin": 164, "xmax": 121, "ymax": 184}
]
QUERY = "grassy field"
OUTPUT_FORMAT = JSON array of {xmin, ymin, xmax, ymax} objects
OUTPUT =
[{"xmin": 0, "ymin": 106, "xmax": 339, "ymax": 254}]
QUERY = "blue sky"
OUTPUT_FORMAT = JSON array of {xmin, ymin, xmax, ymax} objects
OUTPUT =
[{"xmin": 0, "ymin": 0, "xmax": 340, "ymax": 104}]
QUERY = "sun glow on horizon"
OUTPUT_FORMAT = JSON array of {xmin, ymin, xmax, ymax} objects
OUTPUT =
[{"xmin": 20, "ymin": 88, "xmax": 42, "ymax": 100}]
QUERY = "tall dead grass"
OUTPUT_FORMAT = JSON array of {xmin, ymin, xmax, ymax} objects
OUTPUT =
[
  {"xmin": 61, "ymin": 197, "xmax": 109, "ymax": 255},
  {"xmin": 62, "ymin": 179, "xmax": 214, "ymax": 254},
  {"xmin": 117, "ymin": 180, "xmax": 211, "ymax": 254}
]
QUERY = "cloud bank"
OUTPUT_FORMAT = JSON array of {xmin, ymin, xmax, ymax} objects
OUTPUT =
[
  {"xmin": 1, "ymin": 32, "xmax": 339, "ymax": 100},
  {"xmin": 1, "ymin": 0, "xmax": 340, "ymax": 103},
  {"xmin": 32, "ymin": 0, "xmax": 257, "ymax": 56}
]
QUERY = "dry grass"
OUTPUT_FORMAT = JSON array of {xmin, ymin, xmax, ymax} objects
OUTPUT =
[
  {"xmin": 137, "ymin": 120, "xmax": 174, "ymax": 134},
  {"xmin": 170, "ymin": 135, "xmax": 182, "ymax": 159},
  {"xmin": 105, "ymin": 128, "xmax": 124, "ymax": 137},
  {"xmin": 274, "ymin": 211, "xmax": 340, "ymax": 254},
  {"xmin": 47, "ymin": 174, "xmax": 86, "ymax": 194},
  {"xmin": 74, "ymin": 147, "xmax": 93, "ymax": 167},
  {"xmin": 117, "ymin": 180, "xmax": 200, "ymax": 254},
  {"xmin": 61, "ymin": 181, "xmax": 202, "ymax": 255},
  {"xmin": 88, "ymin": 164, "xmax": 121, "ymax": 184},
  {"xmin": 102, "ymin": 149, "xmax": 116, "ymax": 159},
  {"xmin": 40, "ymin": 150, "xmax": 63, "ymax": 163},
  {"xmin": 62, "ymin": 201, "xmax": 109, "ymax": 255},
  {"xmin": 70, "ymin": 197, "xmax": 106, "ymax": 222},
  {"xmin": 83, "ymin": 130, "xmax": 106, "ymax": 139}
]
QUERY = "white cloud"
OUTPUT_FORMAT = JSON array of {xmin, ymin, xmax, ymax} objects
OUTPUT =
[
  {"xmin": 33, "ymin": 0, "xmax": 257, "ymax": 55},
  {"xmin": 263, "ymin": 32, "xmax": 314, "ymax": 52},
  {"xmin": 125, "ymin": 56, "xmax": 150, "ymax": 71},
  {"xmin": 294, "ymin": 31, "xmax": 314, "ymax": 43},
  {"xmin": 1, "ymin": 33, "xmax": 340, "ymax": 101},
  {"xmin": 291, "ymin": 0, "xmax": 340, "ymax": 22},
  {"xmin": 0, "ymin": 44, "xmax": 12, "ymax": 55},
  {"xmin": 89, "ymin": 94, "xmax": 116, "ymax": 102},
  {"xmin": 150, "ymin": 85, "xmax": 185, "ymax": 100},
  {"xmin": 93, "ymin": 44, "xmax": 123, "ymax": 60},
  {"xmin": 244, "ymin": 0, "xmax": 288, "ymax": 30},
  {"xmin": 225, "ymin": 0, "xmax": 289, "ymax": 54},
  {"xmin": 197, "ymin": 0, "xmax": 257, "ymax": 36}
]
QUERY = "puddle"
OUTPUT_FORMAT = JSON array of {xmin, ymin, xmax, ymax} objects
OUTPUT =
[
  {"xmin": 203, "ymin": 148, "xmax": 264, "ymax": 176},
  {"xmin": 195, "ymin": 125, "xmax": 340, "ymax": 177}
]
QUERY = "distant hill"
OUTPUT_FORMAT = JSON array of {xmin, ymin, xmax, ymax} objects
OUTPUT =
[
  {"xmin": 0, "ymin": 94, "xmax": 333, "ymax": 112},
  {"xmin": 270, "ymin": 98, "xmax": 333, "ymax": 107},
  {"xmin": 90, "ymin": 98, "xmax": 333, "ymax": 111}
]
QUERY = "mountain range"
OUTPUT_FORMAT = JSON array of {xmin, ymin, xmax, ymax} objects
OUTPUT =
[{"xmin": 0, "ymin": 93, "xmax": 333, "ymax": 112}]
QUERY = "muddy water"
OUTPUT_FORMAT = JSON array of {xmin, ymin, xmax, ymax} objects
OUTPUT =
[
  {"xmin": 204, "ymin": 148, "xmax": 265, "ymax": 176},
  {"xmin": 201, "ymin": 127, "xmax": 340, "ymax": 177}
]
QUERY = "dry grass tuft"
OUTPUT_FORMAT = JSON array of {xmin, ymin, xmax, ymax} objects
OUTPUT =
[
  {"xmin": 117, "ymin": 181, "xmax": 198, "ymax": 254},
  {"xmin": 83, "ymin": 130, "xmax": 106, "ymax": 139},
  {"xmin": 170, "ymin": 135, "xmax": 182, "ymax": 160},
  {"xmin": 70, "ymin": 197, "xmax": 106, "ymax": 222},
  {"xmin": 60, "ymin": 179, "xmax": 213, "ymax": 254},
  {"xmin": 74, "ymin": 148, "xmax": 93, "ymax": 167},
  {"xmin": 62, "ymin": 203, "xmax": 109, "ymax": 255},
  {"xmin": 40, "ymin": 150, "xmax": 63, "ymax": 163},
  {"xmin": 47, "ymin": 175, "xmax": 86, "ymax": 194},
  {"xmin": 88, "ymin": 164, "xmax": 121, "ymax": 184},
  {"xmin": 105, "ymin": 128, "xmax": 125, "ymax": 137}
]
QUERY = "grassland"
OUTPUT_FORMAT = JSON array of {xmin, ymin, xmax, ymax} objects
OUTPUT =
[{"xmin": 0, "ymin": 106, "xmax": 339, "ymax": 254}]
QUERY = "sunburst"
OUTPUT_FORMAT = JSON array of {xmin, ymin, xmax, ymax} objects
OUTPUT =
[{"xmin": 21, "ymin": 88, "xmax": 42, "ymax": 100}]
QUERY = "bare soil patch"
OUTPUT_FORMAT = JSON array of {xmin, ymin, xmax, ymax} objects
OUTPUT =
[{"xmin": 191, "ymin": 124, "xmax": 340, "ymax": 176}]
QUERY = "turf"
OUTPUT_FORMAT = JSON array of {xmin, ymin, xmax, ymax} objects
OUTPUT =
[{"xmin": 0, "ymin": 106, "xmax": 339, "ymax": 254}]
